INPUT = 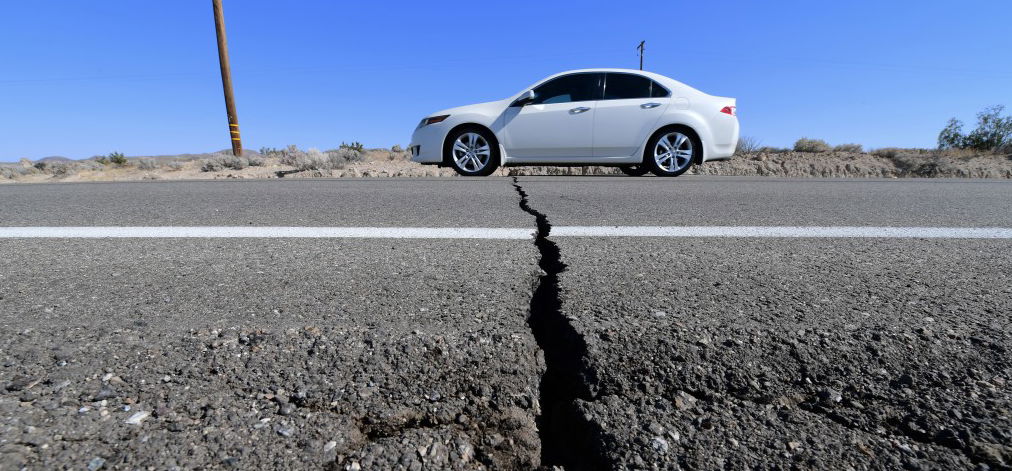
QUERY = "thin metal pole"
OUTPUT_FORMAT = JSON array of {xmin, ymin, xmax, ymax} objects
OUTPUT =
[
  {"xmin": 212, "ymin": 0, "xmax": 242, "ymax": 156},
  {"xmin": 637, "ymin": 41, "xmax": 645, "ymax": 70}
]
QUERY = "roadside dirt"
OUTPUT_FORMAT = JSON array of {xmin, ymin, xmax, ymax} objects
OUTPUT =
[{"xmin": 3, "ymin": 149, "xmax": 1010, "ymax": 183}]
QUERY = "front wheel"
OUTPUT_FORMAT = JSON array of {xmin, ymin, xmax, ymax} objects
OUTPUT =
[
  {"xmin": 619, "ymin": 165, "xmax": 649, "ymax": 176},
  {"xmin": 445, "ymin": 128, "xmax": 500, "ymax": 176},
  {"xmin": 645, "ymin": 128, "xmax": 699, "ymax": 177}
]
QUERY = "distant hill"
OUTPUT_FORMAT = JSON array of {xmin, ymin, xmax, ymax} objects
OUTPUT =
[{"xmin": 37, "ymin": 156, "xmax": 73, "ymax": 162}]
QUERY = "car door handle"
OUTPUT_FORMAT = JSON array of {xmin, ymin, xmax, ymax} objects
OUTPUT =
[
  {"xmin": 569, "ymin": 107, "xmax": 591, "ymax": 114},
  {"xmin": 641, "ymin": 102, "xmax": 662, "ymax": 109}
]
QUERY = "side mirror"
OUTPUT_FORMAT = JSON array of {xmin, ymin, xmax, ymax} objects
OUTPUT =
[{"xmin": 511, "ymin": 89, "xmax": 536, "ymax": 107}]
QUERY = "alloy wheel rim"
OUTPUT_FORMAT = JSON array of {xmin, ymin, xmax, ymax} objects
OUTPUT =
[
  {"xmin": 452, "ymin": 132, "xmax": 491, "ymax": 173},
  {"xmin": 654, "ymin": 132, "xmax": 693, "ymax": 173}
]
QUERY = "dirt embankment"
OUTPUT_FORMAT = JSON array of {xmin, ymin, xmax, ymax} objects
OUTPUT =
[{"xmin": 3, "ymin": 149, "xmax": 1010, "ymax": 183}]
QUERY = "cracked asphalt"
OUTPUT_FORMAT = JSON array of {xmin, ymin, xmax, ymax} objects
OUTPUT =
[{"xmin": 1, "ymin": 177, "xmax": 1010, "ymax": 470}]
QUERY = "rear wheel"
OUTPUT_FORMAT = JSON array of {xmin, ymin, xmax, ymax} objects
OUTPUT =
[
  {"xmin": 645, "ymin": 127, "xmax": 698, "ymax": 177},
  {"xmin": 619, "ymin": 165, "xmax": 649, "ymax": 176},
  {"xmin": 445, "ymin": 127, "xmax": 499, "ymax": 176}
]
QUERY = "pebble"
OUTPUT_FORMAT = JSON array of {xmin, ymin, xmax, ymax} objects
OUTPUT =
[
  {"xmin": 87, "ymin": 457, "xmax": 105, "ymax": 471},
  {"xmin": 323, "ymin": 441, "xmax": 337, "ymax": 453},
  {"xmin": 275, "ymin": 425, "xmax": 294, "ymax": 437},
  {"xmin": 817, "ymin": 388, "xmax": 842, "ymax": 404},
  {"xmin": 125, "ymin": 411, "xmax": 150, "ymax": 425},
  {"xmin": 650, "ymin": 437, "xmax": 669, "ymax": 453}
]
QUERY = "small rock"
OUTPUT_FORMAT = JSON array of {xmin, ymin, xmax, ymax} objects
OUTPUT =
[
  {"xmin": 817, "ymin": 388, "xmax": 842, "ymax": 404},
  {"xmin": 893, "ymin": 374, "xmax": 914, "ymax": 388},
  {"xmin": 277, "ymin": 403, "xmax": 295, "ymax": 416},
  {"xmin": 87, "ymin": 457, "xmax": 105, "ymax": 471},
  {"xmin": 787, "ymin": 440, "xmax": 803, "ymax": 451},
  {"xmin": 275, "ymin": 425, "xmax": 294, "ymax": 437},
  {"xmin": 650, "ymin": 437, "xmax": 669, "ymax": 454},
  {"xmin": 323, "ymin": 441, "xmax": 337, "ymax": 453},
  {"xmin": 125, "ymin": 411, "xmax": 150, "ymax": 425}
]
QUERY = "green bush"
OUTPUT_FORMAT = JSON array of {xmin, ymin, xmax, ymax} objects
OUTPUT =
[
  {"xmin": 340, "ymin": 141, "xmax": 365, "ymax": 152},
  {"xmin": 938, "ymin": 105, "xmax": 1012, "ymax": 151},
  {"xmin": 793, "ymin": 138, "xmax": 831, "ymax": 153},
  {"xmin": 108, "ymin": 152, "xmax": 127, "ymax": 166}
]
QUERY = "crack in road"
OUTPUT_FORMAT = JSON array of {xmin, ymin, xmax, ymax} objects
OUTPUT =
[{"xmin": 511, "ymin": 177, "xmax": 609, "ymax": 469}]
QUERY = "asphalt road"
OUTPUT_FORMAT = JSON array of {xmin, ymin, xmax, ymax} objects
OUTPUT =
[{"xmin": 1, "ymin": 176, "xmax": 1009, "ymax": 470}]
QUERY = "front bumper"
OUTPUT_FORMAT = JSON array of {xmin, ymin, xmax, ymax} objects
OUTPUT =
[{"xmin": 409, "ymin": 124, "xmax": 445, "ymax": 164}]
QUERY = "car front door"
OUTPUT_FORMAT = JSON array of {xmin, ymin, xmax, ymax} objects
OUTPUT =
[
  {"xmin": 593, "ymin": 73, "xmax": 671, "ymax": 158},
  {"xmin": 501, "ymin": 73, "xmax": 603, "ymax": 160}
]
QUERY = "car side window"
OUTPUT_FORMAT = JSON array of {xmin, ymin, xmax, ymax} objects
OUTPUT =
[
  {"xmin": 650, "ymin": 80, "xmax": 671, "ymax": 97},
  {"xmin": 603, "ymin": 73, "xmax": 653, "ymax": 100},
  {"xmin": 531, "ymin": 73, "xmax": 602, "ymax": 105}
]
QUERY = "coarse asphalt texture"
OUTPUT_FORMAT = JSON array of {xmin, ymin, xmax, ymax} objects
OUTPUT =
[{"xmin": 1, "ymin": 176, "xmax": 1010, "ymax": 470}]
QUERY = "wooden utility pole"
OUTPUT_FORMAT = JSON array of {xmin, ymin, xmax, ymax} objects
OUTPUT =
[
  {"xmin": 637, "ymin": 41, "xmax": 645, "ymax": 70},
  {"xmin": 212, "ymin": 0, "xmax": 242, "ymax": 156}
]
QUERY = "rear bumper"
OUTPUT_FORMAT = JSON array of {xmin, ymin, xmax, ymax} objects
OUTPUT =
[
  {"xmin": 704, "ymin": 114, "xmax": 739, "ymax": 161},
  {"xmin": 409, "ymin": 124, "xmax": 445, "ymax": 164}
]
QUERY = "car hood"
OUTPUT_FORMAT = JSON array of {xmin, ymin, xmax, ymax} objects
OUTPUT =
[{"xmin": 429, "ymin": 99, "xmax": 508, "ymax": 118}]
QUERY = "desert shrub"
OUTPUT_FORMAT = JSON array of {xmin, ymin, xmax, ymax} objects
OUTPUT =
[
  {"xmin": 77, "ymin": 160, "xmax": 104, "ymax": 172},
  {"xmin": 833, "ymin": 143, "xmax": 863, "ymax": 153},
  {"xmin": 938, "ymin": 105, "xmax": 1012, "ymax": 151},
  {"xmin": 340, "ymin": 141, "xmax": 365, "ymax": 152},
  {"xmin": 166, "ymin": 161, "xmax": 184, "ymax": 171},
  {"xmin": 735, "ymin": 136, "xmax": 762, "ymax": 155},
  {"xmin": 201, "ymin": 153, "xmax": 248, "ymax": 172},
  {"xmin": 246, "ymin": 154, "xmax": 265, "ymax": 167},
  {"xmin": 757, "ymin": 146, "xmax": 790, "ymax": 154},
  {"xmin": 33, "ymin": 161, "xmax": 75, "ymax": 176},
  {"xmin": 279, "ymin": 147, "xmax": 363, "ymax": 171},
  {"xmin": 137, "ymin": 158, "xmax": 158, "ymax": 170},
  {"xmin": 891, "ymin": 153, "xmax": 959, "ymax": 177},
  {"xmin": 871, "ymin": 148, "xmax": 901, "ymax": 158},
  {"xmin": 258, "ymin": 146, "xmax": 284, "ymax": 157},
  {"xmin": 1, "ymin": 167, "xmax": 30, "ymax": 179},
  {"xmin": 19, "ymin": 158, "xmax": 34, "ymax": 168},
  {"xmin": 793, "ymin": 138, "xmax": 831, "ymax": 153},
  {"xmin": 92, "ymin": 155, "xmax": 109, "ymax": 165},
  {"xmin": 391, "ymin": 144, "xmax": 404, "ymax": 153},
  {"xmin": 107, "ymin": 152, "xmax": 127, "ymax": 166}
]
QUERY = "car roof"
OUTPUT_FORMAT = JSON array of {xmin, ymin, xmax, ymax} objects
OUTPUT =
[{"xmin": 531, "ymin": 68, "xmax": 701, "ymax": 95}]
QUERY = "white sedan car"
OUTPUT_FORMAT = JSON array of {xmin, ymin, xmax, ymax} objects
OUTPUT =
[{"xmin": 409, "ymin": 68, "xmax": 738, "ymax": 177}]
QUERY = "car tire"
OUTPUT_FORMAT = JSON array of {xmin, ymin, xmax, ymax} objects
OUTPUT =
[
  {"xmin": 444, "ymin": 127, "xmax": 500, "ymax": 177},
  {"xmin": 619, "ymin": 165, "xmax": 649, "ymax": 176},
  {"xmin": 644, "ymin": 126, "xmax": 699, "ymax": 177}
]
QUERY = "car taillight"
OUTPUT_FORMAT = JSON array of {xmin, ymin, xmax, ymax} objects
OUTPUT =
[
  {"xmin": 720, "ymin": 106, "xmax": 736, "ymax": 116},
  {"xmin": 421, "ymin": 115, "xmax": 450, "ymax": 126}
]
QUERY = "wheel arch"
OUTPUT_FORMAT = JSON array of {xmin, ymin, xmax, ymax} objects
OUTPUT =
[
  {"xmin": 645, "ymin": 123, "xmax": 706, "ymax": 165},
  {"xmin": 441, "ymin": 123, "xmax": 502, "ymax": 167}
]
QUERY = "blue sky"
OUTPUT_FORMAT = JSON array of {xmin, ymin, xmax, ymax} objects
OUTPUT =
[{"xmin": 1, "ymin": 0, "xmax": 1010, "ymax": 160}]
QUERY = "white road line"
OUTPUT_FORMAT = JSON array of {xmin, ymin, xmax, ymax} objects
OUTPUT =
[
  {"xmin": 0, "ymin": 227, "xmax": 534, "ymax": 239},
  {"xmin": 551, "ymin": 226, "xmax": 1012, "ymax": 238},
  {"xmin": 0, "ymin": 226, "xmax": 1009, "ymax": 239}
]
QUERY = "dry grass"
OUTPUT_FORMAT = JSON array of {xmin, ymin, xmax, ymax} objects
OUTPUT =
[{"xmin": 794, "ymin": 138, "xmax": 831, "ymax": 153}]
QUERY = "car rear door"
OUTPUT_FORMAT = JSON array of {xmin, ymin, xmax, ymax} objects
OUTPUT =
[
  {"xmin": 593, "ymin": 73, "xmax": 671, "ymax": 158},
  {"xmin": 501, "ymin": 73, "xmax": 603, "ymax": 160}
]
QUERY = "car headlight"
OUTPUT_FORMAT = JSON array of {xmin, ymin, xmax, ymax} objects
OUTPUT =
[{"xmin": 419, "ymin": 115, "xmax": 450, "ymax": 127}]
